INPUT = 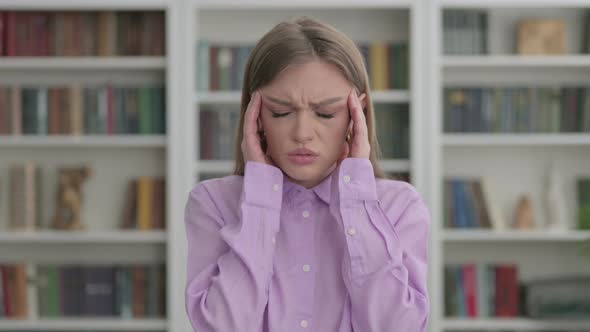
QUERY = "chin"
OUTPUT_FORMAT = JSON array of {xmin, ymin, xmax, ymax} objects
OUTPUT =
[
  {"xmin": 280, "ymin": 159, "xmax": 335, "ymax": 183},
  {"xmin": 278, "ymin": 160, "xmax": 319, "ymax": 178}
]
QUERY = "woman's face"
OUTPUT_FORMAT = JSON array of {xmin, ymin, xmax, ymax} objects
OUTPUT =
[{"xmin": 258, "ymin": 60, "xmax": 366, "ymax": 189}]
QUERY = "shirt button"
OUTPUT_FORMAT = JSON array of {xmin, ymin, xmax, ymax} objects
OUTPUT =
[
  {"xmin": 347, "ymin": 227, "xmax": 357, "ymax": 236},
  {"xmin": 273, "ymin": 184, "xmax": 280, "ymax": 191},
  {"xmin": 343, "ymin": 175, "xmax": 351, "ymax": 183},
  {"xmin": 302, "ymin": 264, "xmax": 311, "ymax": 272},
  {"xmin": 302, "ymin": 210, "xmax": 310, "ymax": 218},
  {"xmin": 300, "ymin": 320, "xmax": 309, "ymax": 328}
]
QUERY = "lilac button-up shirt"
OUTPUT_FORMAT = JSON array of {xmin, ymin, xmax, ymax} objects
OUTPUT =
[{"xmin": 184, "ymin": 158, "xmax": 430, "ymax": 331}]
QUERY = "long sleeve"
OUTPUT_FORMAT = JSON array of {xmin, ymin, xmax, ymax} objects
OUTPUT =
[
  {"xmin": 329, "ymin": 158, "xmax": 430, "ymax": 331},
  {"xmin": 184, "ymin": 161, "xmax": 283, "ymax": 332}
]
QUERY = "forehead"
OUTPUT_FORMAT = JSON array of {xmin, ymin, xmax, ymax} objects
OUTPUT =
[{"xmin": 264, "ymin": 60, "xmax": 352, "ymax": 100}]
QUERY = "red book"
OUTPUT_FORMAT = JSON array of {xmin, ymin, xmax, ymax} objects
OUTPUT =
[
  {"xmin": 5, "ymin": 12, "xmax": 16, "ymax": 56},
  {"xmin": 2, "ymin": 266, "xmax": 13, "ymax": 317},
  {"xmin": 463, "ymin": 264, "xmax": 478, "ymax": 317},
  {"xmin": 495, "ymin": 264, "xmax": 519, "ymax": 317},
  {"xmin": 0, "ymin": 12, "xmax": 5, "ymax": 56}
]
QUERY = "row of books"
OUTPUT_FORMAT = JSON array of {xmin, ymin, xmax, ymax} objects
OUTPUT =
[
  {"xmin": 444, "ymin": 263, "xmax": 519, "ymax": 318},
  {"xmin": 445, "ymin": 176, "xmax": 590, "ymax": 230},
  {"xmin": 0, "ymin": 11, "xmax": 165, "ymax": 56},
  {"xmin": 198, "ymin": 105, "xmax": 410, "ymax": 160},
  {"xmin": 120, "ymin": 177, "xmax": 166, "ymax": 231},
  {"xmin": 196, "ymin": 40, "xmax": 409, "ymax": 92},
  {"xmin": 199, "ymin": 108, "xmax": 240, "ymax": 160},
  {"xmin": 362, "ymin": 42, "xmax": 409, "ymax": 90},
  {"xmin": 443, "ymin": 178, "xmax": 499, "ymax": 229},
  {"xmin": 524, "ymin": 276, "xmax": 590, "ymax": 318},
  {"xmin": 5, "ymin": 162, "xmax": 168, "ymax": 231},
  {"xmin": 0, "ymin": 264, "xmax": 27, "ymax": 318},
  {"xmin": 36, "ymin": 264, "xmax": 166, "ymax": 318},
  {"xmin": 444, "ymin": 87, "xmax": 590, "ymax": 133},
  {"xmin": 443, "ymin": 10, "xmax": 488, "ymax": 55},
  {"xmin": 374, "ymin": 104, "xmax": 410, "ymax": 159},
  {"xmin": 0, "ymin": 85, "xmax": 166, "ymax": 135}
]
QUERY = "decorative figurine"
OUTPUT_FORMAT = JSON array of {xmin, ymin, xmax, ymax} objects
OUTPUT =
[
  {"xmin": 514, "ymin": 195, "xmax": 535, "ymax": 229},
  {"xmin": 51, "ymin": 166, "xmax": 93, "ymax": 230}
]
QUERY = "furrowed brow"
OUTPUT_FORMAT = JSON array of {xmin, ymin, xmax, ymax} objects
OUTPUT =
[{"xmin": 265, "ymin": 95, "xmax": 344, "ymax": 108}]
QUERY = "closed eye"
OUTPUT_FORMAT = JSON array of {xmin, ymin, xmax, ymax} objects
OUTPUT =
[{"xmin": 270, "ymin": 111, "xmax": 335, "ymax": 119}]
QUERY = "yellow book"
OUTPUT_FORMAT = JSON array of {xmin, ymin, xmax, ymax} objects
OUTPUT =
[
  {"xmin": 370, "ymin": 43, "xmax": 388, "ymax": 91},
  {"xmin": 137, "ymin": 177, "xmax": 153, "ymax": 230}
]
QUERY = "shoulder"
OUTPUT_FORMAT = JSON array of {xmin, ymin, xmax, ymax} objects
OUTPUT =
[
  {"xmin": 185, "ymin": 175, "xmax": 244, "ymax": 227},
  {"xmin": 376, "ymin": 178, "xmax": 422, "ymax": 205},
  {"xmin": 375, "ymin": 178, "xmax": 429, "ymax": 227},
  {"xmin": 189, "ymin": 174, "xmax": 243, "ymax": 203}
]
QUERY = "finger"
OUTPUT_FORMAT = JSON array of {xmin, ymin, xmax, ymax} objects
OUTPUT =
[
  {"xmin": 352, "ymin": 91, "xmax": 368, "ymax": 140},
  {"xmin": 348, "ymin": 89, "xmax": 359, "ymax": 139},
  {"xmin": 244, "ymin": 91, "xmax": 261, "ymax": 139}
]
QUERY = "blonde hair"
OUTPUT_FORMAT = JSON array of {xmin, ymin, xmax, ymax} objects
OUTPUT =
[{"xmin": 232, "ymin": 16, "xmax": 386, "ymax": 179}]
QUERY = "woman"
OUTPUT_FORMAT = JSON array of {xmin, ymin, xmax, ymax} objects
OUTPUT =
[{"xmin": 185, "ymin": 16, "xmax": 430, "ymax": 331}]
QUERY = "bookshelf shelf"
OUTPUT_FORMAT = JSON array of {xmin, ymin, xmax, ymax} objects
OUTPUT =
[
  {"xmin": 442, "ymin": 318, "xmax": 590, "ymax": 331},
  {"xmin": 442, "ymin": 55, "xmax": 590, "ymax": 68},
  {"xmin": 0, "ymin": 57, "xmax": 167, "ymax": 71},
  {"xmin": 0, "ymin": 135, "xmax": 167, "ymax": 148},
  {"xmin": 443, "ymin": 230, "xmax": 590, "ymax": 242},
  {"xmin": 195, "ymin": 90, "xmax": 410, "ymax": 105},
  {"xmin": 443, "ymin": 134, "xmax": 590, "ymax": 146},
  {"xmin": 0, "ymin": 318, "xmax": 168, "ymax": 331},
  {"xmin": 0, "ymin": 230, "xmax": 167, "ymax": 244}
]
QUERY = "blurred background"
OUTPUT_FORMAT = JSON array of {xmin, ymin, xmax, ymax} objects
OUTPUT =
[{"xmin": 0, "ymin": 0, "xmax": 589, "ymax": 332}]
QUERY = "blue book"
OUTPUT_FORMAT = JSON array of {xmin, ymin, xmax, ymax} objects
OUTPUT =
[
  {"xmin": 455, "ymin": 266, "xmax": 467, "ymax": 317},
  {"xmin": 84, "ymin": 266, "xmax": 116, "ymax": 316}
]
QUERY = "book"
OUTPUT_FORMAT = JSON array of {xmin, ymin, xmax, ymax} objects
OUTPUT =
[
  {"xmin": 120, "ymin": 177, "xmax": 166, "ymax": 230},
  {"xmin": 578, "ymin": 178, "xmax": 590, "ymax": 230},
  {"xmin": 10, "ymin": 162, "xmax": 42, "ymax": 231}
]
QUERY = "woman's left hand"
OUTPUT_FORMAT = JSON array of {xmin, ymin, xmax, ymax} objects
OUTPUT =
[{"xmin": 337, "ymin": 88, "xmax": 370, "ymax": 163}]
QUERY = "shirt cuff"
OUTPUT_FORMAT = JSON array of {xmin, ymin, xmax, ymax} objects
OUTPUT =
[
  {"xmin": 336, "ymin": 158, "xmax": 378, "ymax": 202},
  {"xmin": 243, "ymin": 161, "xmax": 284, "ymax": 209}
]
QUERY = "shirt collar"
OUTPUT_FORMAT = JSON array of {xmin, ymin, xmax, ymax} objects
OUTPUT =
[{"xmin": 282, "ymin": 171, "xmax": 332, "ymax": 205}]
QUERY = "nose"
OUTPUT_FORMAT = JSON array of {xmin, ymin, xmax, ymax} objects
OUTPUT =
[{"xmin": 293, "ymin": 110, "xmax": 314, "ymax": 143}]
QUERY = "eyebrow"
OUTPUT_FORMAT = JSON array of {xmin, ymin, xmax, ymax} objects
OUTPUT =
[{"xmin": 264, "ymin": 95, "xmax": 344, "ymax": 108}]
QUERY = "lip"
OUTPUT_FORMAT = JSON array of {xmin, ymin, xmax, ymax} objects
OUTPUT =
[
  {"xmin": 287, "ymin": 148, "xmax": 319, "ymax": 165},
  {"xmin": 287, "ymin": 154, "xmax": 318, "ymax": 165},
  {"xmin": 288, "ymin": 148, "xmax": 319, "ymax": 156}
]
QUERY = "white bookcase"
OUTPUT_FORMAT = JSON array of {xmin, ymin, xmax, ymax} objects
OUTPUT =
[
  {"xmin": 428, "ymin": 0, "xmax": 590, "ymax": 331},
  {"xmin": 0, "ymin": 0, "xmax": 189, "ymax": 331}
]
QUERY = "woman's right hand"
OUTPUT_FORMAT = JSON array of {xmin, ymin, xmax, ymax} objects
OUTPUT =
[{"xmin": 241, "ymin": 90, "xmax": 276, "ymax": 166}]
